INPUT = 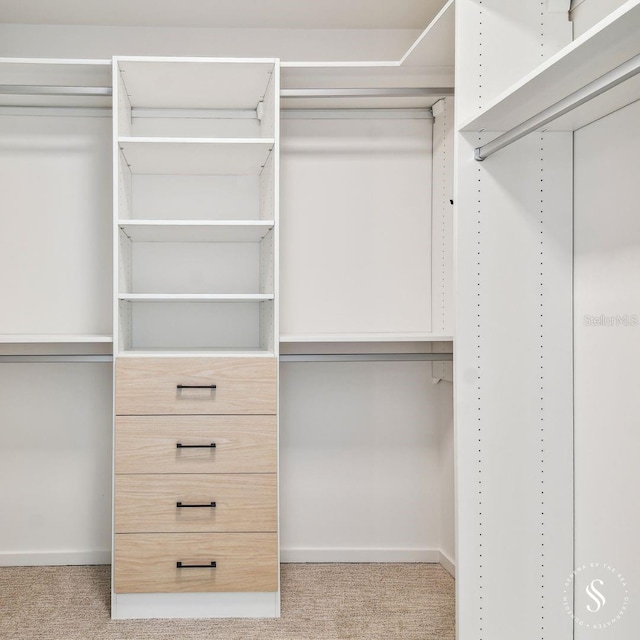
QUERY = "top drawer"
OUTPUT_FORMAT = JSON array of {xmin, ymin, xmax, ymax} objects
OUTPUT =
[{"xmin": 116, "ymin": 357, "xmax": 277, "ymax": 415}]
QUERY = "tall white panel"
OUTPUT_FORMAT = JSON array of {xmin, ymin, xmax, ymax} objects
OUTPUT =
[
  {"xmin": 574, "ymin": 100, "xmax": 640, "ymax": 639},
  {"xmin": 456, "ymin": 132, "xmax": 573, "ymax": 638},
  {"xmin": 456, "ymin": 3, "xmax": 574, "ymax": 637}
]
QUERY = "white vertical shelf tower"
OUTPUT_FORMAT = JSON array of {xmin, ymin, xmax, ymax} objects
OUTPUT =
[
  {"xmin": 112, "ymin": 56, "xmax": 280, "ymax": 619},
  {"xmin": 114, "ymin": 57, "xmax": 279, "ymax": 357}
]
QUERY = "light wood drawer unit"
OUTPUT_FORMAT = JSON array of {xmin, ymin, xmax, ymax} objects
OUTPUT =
[
  {"xmin": 114, "ymin": 533, "xmax": 278, "ymax": 593},
  {"xmin": 116, "ymin": 357, "xmax": 277, "ymax": 415},
  {"xmin": 115, "ymin": 415, "xmax": 277, "ymax": 474},
  {"xmin": 115, "ymin": 474, "xmax": 277, "ymax": 533}
]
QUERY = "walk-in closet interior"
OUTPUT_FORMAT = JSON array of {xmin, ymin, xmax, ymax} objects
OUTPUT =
[{"xmin": 1, "ymin": 1, "xmax": 639, "ymax": 638}]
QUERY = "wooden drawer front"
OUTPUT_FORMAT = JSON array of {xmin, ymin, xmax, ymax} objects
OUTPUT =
[
  {"xmin": 115, "ymin": 357, "xmax": 277, "ymax": 415},
  {"xmin": 115, "ymin": 415, "xmax": 276, "ymax": 474},
  {"xmin": 115, "ymin": 474, "xmax": 277, "ymax": 534},
  {"xmin": 114, "ymin": 533, "xmax": 278, "ymax": 593}
]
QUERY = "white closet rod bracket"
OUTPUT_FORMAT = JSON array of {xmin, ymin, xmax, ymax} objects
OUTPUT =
[
  {"xmin": 281, "ymin": 353, "xmax": 453, "ymax": 363},
  {"xmin": 0, "ymin": 85, "xmax": 112, "ymax": 97},
  {"xmin": 474, "ymin": 51, "xmax": 640, "ymax": 161},
  {"xmin": 0, "ymin": 355, "xmax": 113, "ymax": 363}
]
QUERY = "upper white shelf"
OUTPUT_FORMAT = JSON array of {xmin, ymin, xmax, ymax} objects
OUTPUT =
[
  {"xmin": 116, "ymin": 58, "xmax": 276, "ymax": 110},
  {"xmin": 119, "ymin": 220, "xmax": 274, "ymax": 243},
  {"xmin": 460, "ymin": 0, "xmax": 640, "ymax": 133},
  {"xmin": 400, "ymin": 0, "xmax": 454, "ymax": 68},
  {"xmin": 118, "ymin": 137, "xmax": 274, "ymax": 175},
  {"xmin": 0, "ymin": 333, "xmax": 112, "ymax": 344}
]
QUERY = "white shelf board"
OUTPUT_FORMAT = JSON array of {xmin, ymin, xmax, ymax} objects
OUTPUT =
[
  {"xmin": 119, "ymin": 294, "xmax": 274, "ymax": 302},
  {"xmin": 117, "ymin": 348, "xmax": 275, "ymax": 358},
  {"xmin": 400, "ymin": 0, "xmax": 454, "ymax": 68},
  {"xmin": 116, "ymin": 58, "xmax": 275, "ymax": 110},
  {"xmin": 0, "ymin": 334, "xmax": 113, "ymax": 344},
  {"xmin": 279, "ymin": 333, "xmax": 454, "ymax": 343},
  {"xmin": 460, "ymin": 0, "xmax": 640, "ymax": 133},
  {"xmin": 118, "ymin": 220, "xmax": 274, "ymax": 243},
  {"xmin": 118, "ymin": 138, "xmax": 275, "ymax": 175}
]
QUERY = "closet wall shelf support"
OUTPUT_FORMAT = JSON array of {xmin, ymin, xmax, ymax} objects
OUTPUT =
[
  {"xmin": 280, "ymin": 353, "xmax": 453, "ymax": 363},
  {"xmin": 475, "ymin": 51, "xmax": 640, "ymax": 161},
  {"xmin": 0, "ymin": 355, "xmax": 113, "ymax": 363},
  {"xmin": 0, "ymin": 85, "xmax": 112, "ymax": 97}
]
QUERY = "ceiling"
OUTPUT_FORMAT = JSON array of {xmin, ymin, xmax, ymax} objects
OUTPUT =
[{"xmin": 0, "ymin": 0, "xmax": 448, "ymax": 30}]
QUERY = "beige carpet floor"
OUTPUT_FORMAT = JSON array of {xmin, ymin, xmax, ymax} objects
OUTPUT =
[{"xmin": 0, "ymin": 563, "xmax": 455, "ymax": 640}]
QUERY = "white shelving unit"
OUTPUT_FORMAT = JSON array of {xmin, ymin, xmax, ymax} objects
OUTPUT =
[
  {"xmin": 114, "ymin": 56, "xmax": 279, "ymax": 357},
  {"xmin": 113, "ymin": 57, "xmax": 280, "ymax": 619}
]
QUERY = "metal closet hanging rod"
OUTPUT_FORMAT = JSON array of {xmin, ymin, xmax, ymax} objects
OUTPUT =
[
  {"xmin": 474, "ymin": 50, "xmax": 640, "ymax": 161},
  {"xmin": 281, "ymin": 87, "xmax": 454, "ymax": 99},
  {"xmin": 0, "ymin": 85, "xmax": 112, "ymax": 97},
  {"xmin": 280, "ymin": 353, "xmax": 453, "ymax": 363},
  {"xmin": 0, "ymin": 355, "xmax": 113, "ymax": 363},
  {"xmin": 0, "ymin": 86, "xmax": 452, "ymax": 99}
]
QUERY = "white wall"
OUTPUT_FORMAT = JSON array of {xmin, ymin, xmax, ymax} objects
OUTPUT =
[
  {"xmin": 280, "ymin": 116, "xmax": 433, "ymax": 339},
  {"xmin": 573, "ymin": 99, "xmax": 640, "ymax": 639},
  {"xmin": 279, "ymin": 361, "xmax": 453, "ymax": 562},
  {"xmin": 0, "ymin": 364, "xmax": 112, "ymax": 565},
  {"xmin": 0, "ymin": 115, "xmax": 112, "ymax": 336},
  {"xmin": 570, "ymin": 0, "xmax": 629, "ymax": 37}
]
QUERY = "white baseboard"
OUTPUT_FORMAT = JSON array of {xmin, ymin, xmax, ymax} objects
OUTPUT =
[
  {"xmin": 280, "ymin": 548, "xmax": 442, "ymax": 563},
  {"xmin": 112, "ymin": 591, "xmax": 280, "ymax": 619},
  {"xmin": 439, "ymin": 550, "xmax": 455, "ymax": 577},
  {"xmin": 0, "ymin": 550, "xmax": 110, "ymax": 567}
]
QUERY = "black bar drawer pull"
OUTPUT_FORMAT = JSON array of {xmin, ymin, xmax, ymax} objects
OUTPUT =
[
  {"xmin": 176, "ymin": 561, "xmax": 216, "ymax": 569},
  {"xmin": 176, "ymin": 443, "xmax": 216, "ymax": 449},
  {"xmin": 177, "ymin": 384, "xmax": 216, "ymax": 389},
  {"xmin": 176, "ymin": 501, "xmax": 216, "ymax": 508}
]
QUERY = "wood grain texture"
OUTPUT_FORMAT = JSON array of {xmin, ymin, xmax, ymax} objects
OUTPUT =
[
  {"xmin": 115, "ymin": 357, "xmax": 277, "ymax": 415},
  {"xmin": 115, "ymin": 415, "xmax": 276, "ymax": 474},
  {"xmin": 114, "ymin": 532, "xmax": 278, "ymax": 593},
  {"xmin": 115, "ymin": 474, "xmax": 277, "ymax": 533}
]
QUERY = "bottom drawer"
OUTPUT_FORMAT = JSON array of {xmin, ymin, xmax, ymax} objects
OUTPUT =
[{"xmin": 114, "ymin": 533, "xmax": 278, "ymax": 593}]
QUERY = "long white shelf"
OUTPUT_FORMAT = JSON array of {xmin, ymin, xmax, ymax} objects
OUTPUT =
[
  {"xmin": 460, "ymin": 0, "xmax": 640, "ymax": 133},
  {"xmin": 118, "ymin": 220, "xmax": 274, "ymax": 243},
  {"xmin": 118, "ymin": 137, "xmax": 274, "ymax": 175},
  {"xmin": 0, "ymin": 333, "xmax": 113, "ymax": 344},
  {"xmin": 280, "ymin": 333, "xmax": 454, "ymax": 343},
  {"xmin": 119, "ymin": 294, "xmax": 274, "ymax": 302}
]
